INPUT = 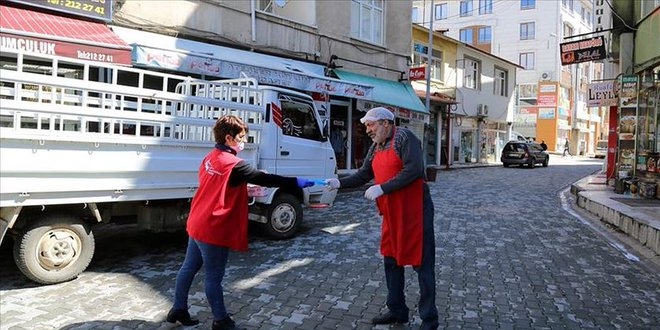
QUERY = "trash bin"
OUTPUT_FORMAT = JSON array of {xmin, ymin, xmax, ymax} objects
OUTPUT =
[
  {"xmin": 639, "ymin": 181, "xmax": 657, "ymax": 199},
  {"xmin": 426, "ymin": 166, "xmax": 438, "ymax": 182}
]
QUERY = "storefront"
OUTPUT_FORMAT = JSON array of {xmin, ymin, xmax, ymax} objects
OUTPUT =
[
  {"xmin": 0, "ymin": 5, "xmax": 132, "ymax": 65},
  {"xmin": 109, "ymin": 26, "xmax": 427, "ymax": 172},
  {"xmin": 330, "ymin": 69, "xmax": 429, "ymax": 171}
]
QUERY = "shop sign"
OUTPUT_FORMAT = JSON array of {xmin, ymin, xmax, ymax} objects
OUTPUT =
[
  {"xmin": 0, "ymin": 32, "xmax": 130, "ymax": 65},
  {"xmin": 558, "ymin": 119, "xmax": 571, "ymax": 129},
  {"xmin": 7, "ymin": 0, "xmax": 113, "ymax": 22},
  {"xmin": 560, "ymin": 36, "xmax": 606, "ymax": 65},
  {"xmin": 619, "ymin": 75, "xmax": 638, "ymax": 108},
  {"xmin": 537, "ymin": 94, "xmax": 557, "ymax": 107},
  {"xmin": 538, "ymin": 108, "xmax": 555, "ymax": 119},
  {"xmin": 557, "ymin": 107, "xmax": 569, "ymax": 117},
  {"xmin": 538, "ymin": 83, "xmax": 557, "ymax": 93},
  {"xmin": 132, "ymin": 45, "xmax": 373, "ymax": 99},
  {"xmin": 587, "ymin": 81, "xmax": 617, "ymax": 107},
  {"xmin": 409, "ymin": 66, "xmax": 426, "ymax": 81},
  {"xmin": 514, "ymin": 113, "xmax": 537, "ymax": 124},
  {"xmin": 518, "ymin": 107, "xmax": 538, "ymax": 114}
]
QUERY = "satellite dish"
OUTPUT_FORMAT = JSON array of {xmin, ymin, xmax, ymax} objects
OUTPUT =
[{"xmin": 274, "ymin": 0, "xmax": 287, "ymax": 7}]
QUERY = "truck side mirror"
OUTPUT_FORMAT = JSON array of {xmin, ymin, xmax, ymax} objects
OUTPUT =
[{"xmin": 322, "ymin": 119, "xmax": 329, "ymax": 139}]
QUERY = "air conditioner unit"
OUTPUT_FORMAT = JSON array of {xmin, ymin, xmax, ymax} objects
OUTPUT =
[
  {"xmin": 477, "ymin": 104, "xmax": 488, "ymax": 116},
  {"xmin": 540, "ymin": 71, "xmax": 553, "ymax": 80}
]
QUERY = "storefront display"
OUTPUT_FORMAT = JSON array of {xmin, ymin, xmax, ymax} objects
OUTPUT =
[{"xmin": 617, "ymin": 76, "xmax": 638, "ymax": 178}]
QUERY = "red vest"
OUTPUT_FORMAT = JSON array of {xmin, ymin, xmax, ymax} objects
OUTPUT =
[
  {"xmin": 372, "ymin": 128, "xmax": 424, "ymax": 266},
  {"xmin": 186, "ymin": 149, "xmax": 250, "ymax": 251}
]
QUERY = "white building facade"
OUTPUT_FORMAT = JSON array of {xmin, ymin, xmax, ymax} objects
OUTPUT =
[{"xmin": 413, "ymin": 0, "xmax": 603, "ymax": 155}]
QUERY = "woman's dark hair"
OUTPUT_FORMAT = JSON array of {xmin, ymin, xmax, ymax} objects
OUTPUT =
[{"xmin": 213, "ymin": 115, "xmax": 249, "ymax": 144}]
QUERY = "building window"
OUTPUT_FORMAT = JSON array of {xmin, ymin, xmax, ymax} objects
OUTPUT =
[
  {"xmin": 257, "ymin": 0, "xmax": 316, "ymax": 25},
  {"xmin": 435, "ymin": 3, "xmax": 448, "ymax": 20},
  {"xmin": 521, "ymin": 0, "xmax": 535, "ymax": 10},
  {"xmin": 413, "ymin": 46, "xmax": 443, "ymax": 81},
  {"xmin": 563, "ymin": 23, "xmax": 574, "ymax": 39},
  {"xmin": 464, "ymin": 58, "xmax": 480, "ymax": 89},
  {"xmin": 351, "ymin": 0, "xmax": 384, "ymax": 45},
  {"xmin": 412, "ymin": 7, "xmax": 420, "ymax": 23},
  {"xmin": 519, "ymin": 52, "xmax": 535, "ymax": 70},
  {"xmin": 520, "ymin": 22, "xmax": 535, "ymax": 40},
  {"xmin": 460, "ymin": 28, "xmax": 473, "ymax": 43},
  {"xmin": 479, "ymin": 0, "xmax": 492, "ymax": 14},
  {"xmin": 494, "ymin": 67, "xmax": 508, "ymax": 96},
  {"xmin": 478, "ymin": 27, "xmax": 492, "ymax": 43},
  {"xmin": 460, "ymin": 0, "xmax": 473, "ymax": 17}
]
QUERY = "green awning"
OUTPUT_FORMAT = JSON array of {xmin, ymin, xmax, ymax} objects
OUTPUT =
[{"xmin": 333, "ymin": 69, "xmax": 428, "ymax": 114}]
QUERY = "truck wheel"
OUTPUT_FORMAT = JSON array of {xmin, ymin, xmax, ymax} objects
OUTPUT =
[
  {"xmin": 13, "ymin": 216, "xmax": 95, "ymax": 285},
  {"xmin": 262, "ymin": 193, "xmax": 302, "ymax": 240}
]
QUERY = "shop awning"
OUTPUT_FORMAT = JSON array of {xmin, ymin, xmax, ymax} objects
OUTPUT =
[
  {"xmin": 109, "ymin": 26, "xmax": 373, "ymax": 99},
  {"xmin": 333, "ymin": 69, "xmax": 428, "ymax": 114},
  {"xmin": 413, "ymin": 89, "xmax": 459, "ymax": 104},
  {"xmin": 0, "ymin": 5, "xmax": 132, "ymax": 65}
]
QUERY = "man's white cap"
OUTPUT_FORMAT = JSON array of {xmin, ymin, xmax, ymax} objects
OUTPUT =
[{"xmin": 360, "ymin": 107, "xmax": 395, "ymax": 124}]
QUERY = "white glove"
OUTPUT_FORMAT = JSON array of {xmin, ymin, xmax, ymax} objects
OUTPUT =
[
  {"xmin": 325, "ymin": 178, "xmax": 340, "ymax": 190},
  {"xmin": 364, "ymin": 184, "xmax": 384, "ymax": 201}
]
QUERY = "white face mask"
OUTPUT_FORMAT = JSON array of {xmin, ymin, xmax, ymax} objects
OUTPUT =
[{"xmin": 231, "ymin": 141, "xmax": 245, "ymax": 153}]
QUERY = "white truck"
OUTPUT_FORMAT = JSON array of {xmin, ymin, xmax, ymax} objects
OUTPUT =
[{"xmin": 0, "ymin": 49, "xmax": 337, "ymax": 284}]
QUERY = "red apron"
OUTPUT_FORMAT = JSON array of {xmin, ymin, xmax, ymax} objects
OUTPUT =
[{"xmin": 372, "ymin": 128, "xmax": 424, "ymax": 266}]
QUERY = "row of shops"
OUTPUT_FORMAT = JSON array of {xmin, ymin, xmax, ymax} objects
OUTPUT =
[{"xmin": 1, "ymin": 3, "xmax": 501, "ymax": 173}]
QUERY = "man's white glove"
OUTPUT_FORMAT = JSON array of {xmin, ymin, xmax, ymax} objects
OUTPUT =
[
  {"xmin": 325, "ymin": 178, "xmax": 340, "ymax": 190},
  {"xmin": 364, "ymin": 184, "xmax": 384, "ymax": 201}
]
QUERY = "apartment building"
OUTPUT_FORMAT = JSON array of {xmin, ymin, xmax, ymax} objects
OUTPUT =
[
  {"xmin": 0, "ymin": 0, "xmax": 425, "ymax": 173},
  {"xmin": 413, "ymin": 0, "xmax": 603, "ymax": 154},
  {"xmin": 411, "ymin": 25, "xmax": 519, "ymax": 166}
]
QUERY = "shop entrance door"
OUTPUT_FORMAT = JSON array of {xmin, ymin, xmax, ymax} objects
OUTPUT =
[{"xmin": 330, "ymin": 103, "xmax": 349, "ymax": 170}]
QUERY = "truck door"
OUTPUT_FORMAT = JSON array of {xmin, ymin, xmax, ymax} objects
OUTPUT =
[{"xmin": 274, "ymin": 94, "xmax": 330, "ymax": 177}]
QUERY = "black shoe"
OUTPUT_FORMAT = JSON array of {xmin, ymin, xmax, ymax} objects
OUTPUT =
[
  {"xmin": 371, "ymin": 311, "xmax": 409, "ymax": 325},
  {"xmin": 420, "ymin": 320, "xmax": 440, "ymax": 330},
  {"xmin": 212, "ymin": 316, "xmax": 245, "ymax": 330},
  {"xmin": 166, "ymin": 308, "xmax": 199, "ymax": 326}
]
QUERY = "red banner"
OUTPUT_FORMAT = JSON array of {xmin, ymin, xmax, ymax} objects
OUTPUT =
[
  {"xmin": 0, "ymin": 32, "xmax": 131, "ymax": 65},
  {"xmin": 409, "ymin": 66, "xmax": 426, "ymax": 81}
]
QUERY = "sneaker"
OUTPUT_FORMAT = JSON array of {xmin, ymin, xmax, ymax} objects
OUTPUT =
[
  {"xmin": 371, "ymin": 311, "xmax": 409, "ymax": 325},
  {"xmin": 212, "ymin": 315, "xmax": 245, "ymax": 330},
  {"xmin": 166, "ymin": 308, "xmax": 199, "ymax": 326}
]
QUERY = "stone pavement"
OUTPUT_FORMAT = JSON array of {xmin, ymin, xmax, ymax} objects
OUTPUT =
[{"xmin": 1, "ymin": 155, "xmax": 660, "ymax": 330}]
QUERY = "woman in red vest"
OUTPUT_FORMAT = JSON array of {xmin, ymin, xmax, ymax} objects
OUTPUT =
[
  {"xmin": 167, "ymin": 115, "xmax": 313, "ymax": 330},
  {"xmin": 326, "ymin": 107, "xmax": 439, "ymax": 330}
]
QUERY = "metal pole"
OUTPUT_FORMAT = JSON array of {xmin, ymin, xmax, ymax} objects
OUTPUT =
[{"xmin": 425, "ymin": 0, "xmax": 434, "ymax": 114}]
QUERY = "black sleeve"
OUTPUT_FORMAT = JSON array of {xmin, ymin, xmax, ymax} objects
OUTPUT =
[
  {"xmin": 339, "ymin": 144, "xmax": 375, "ymax": 188},
  {"xmin": 229, "ymin": 160, "xmax": 298, "ymax": 189}
]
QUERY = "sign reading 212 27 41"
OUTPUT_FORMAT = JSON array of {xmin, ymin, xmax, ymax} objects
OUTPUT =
[
  {"xmin": 7, "ymin": 0, "xmax": 112, "ymax": 21},
  {"xmin": 559, "ymin": 36, "xmax": 606, "ymax": 66}
]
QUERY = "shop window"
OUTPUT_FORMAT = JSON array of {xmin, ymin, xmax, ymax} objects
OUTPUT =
[{"xmin": 280, "ymin": 95, "xmax": 324, "ymax": 141}]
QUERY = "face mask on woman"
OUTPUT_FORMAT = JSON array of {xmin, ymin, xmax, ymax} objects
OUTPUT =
[{"xmin": 230, "ymin": 141, "xmax": 245, "ymax": 153}]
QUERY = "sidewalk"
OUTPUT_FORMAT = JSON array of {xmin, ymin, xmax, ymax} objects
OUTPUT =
[{"xmin": 571, "ymin": 172, "xmax": 660, "ymax": 256}]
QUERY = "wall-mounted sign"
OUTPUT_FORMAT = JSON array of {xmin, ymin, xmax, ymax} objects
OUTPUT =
[
  {"xmin": 538, "ymin": 108, "xmax": 556, "ymax": 119},
  {"xmin": 587, "ymin": 81, "xmax": 617, "ymax": 107},
  {"xmin": 537, "ymin": 95, "xmax": 557, "ymax": 107},
  {"xmin": 409, "ymin": 66, "xmax": 425, "ymax": 81},
  {"xmin": 560, "ymin": 36, "xmax": 606, "ymax": 66},
  {"xmin": 7, "ymin": 0, "xmax": 113, "ymax": 21},
  {"xmin": 619, "ymin": 75, "xmax": 638, "ymax": 108}
]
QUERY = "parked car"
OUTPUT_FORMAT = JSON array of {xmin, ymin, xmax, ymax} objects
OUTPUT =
[
  {"xmin": 594, "ymin": 140, "xmax": 608, "ymax": 158},
  {"xmin": 501, "ymin": 141, "xmax": 549, "ymax": 168}
]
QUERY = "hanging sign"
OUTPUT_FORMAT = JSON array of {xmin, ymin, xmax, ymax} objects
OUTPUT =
[
  {"xmin": 409, "ymin": 66, "xmax": 426, "ymax": 81},
  {"xmin": 560, "ymin": 36, "xmax": 606, "ymax": 65}
]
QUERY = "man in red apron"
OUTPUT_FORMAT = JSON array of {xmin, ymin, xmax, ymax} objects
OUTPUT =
[{"xmin": 326, "ymin": 107, "xmax": 439, "ymax": 330}]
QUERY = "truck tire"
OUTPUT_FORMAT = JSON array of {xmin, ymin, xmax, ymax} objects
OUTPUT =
[
  {"xmin": 262, "ymin": 193, "xmax": 302, "ymax": 240},
  {"xmin": 13, "ymin": 216, "xmax": 95, "ymax": 285}
]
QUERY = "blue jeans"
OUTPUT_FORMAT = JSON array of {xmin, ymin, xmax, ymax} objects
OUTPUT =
[
  {"xmin": 173, "ymin": 238, "xmax": 229, "ymax": 321},
  {"xmin": 383, "ymin": 184, "xmax": 438, "ymax": 323}
]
